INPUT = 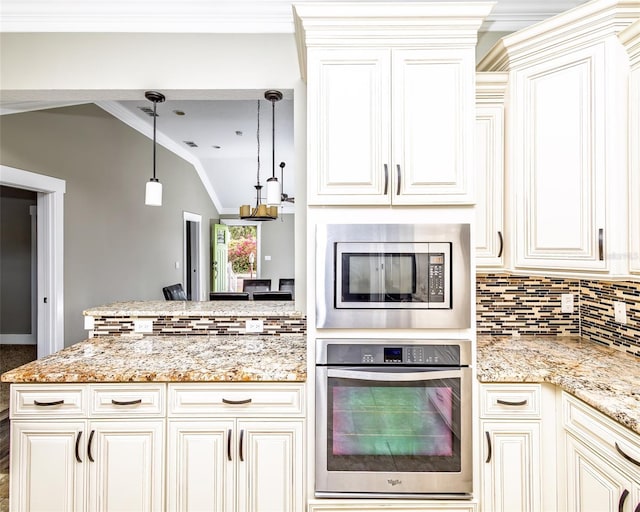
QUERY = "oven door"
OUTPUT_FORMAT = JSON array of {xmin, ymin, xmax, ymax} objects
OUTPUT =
[{"xmin": 315, "ymin": 366, "xmax": 472, "ymax": 497}]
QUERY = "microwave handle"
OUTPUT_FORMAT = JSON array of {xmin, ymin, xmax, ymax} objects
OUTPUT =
[{"xmin": 327, "ymin": 368, "xmax": 462, "ymax": 382}]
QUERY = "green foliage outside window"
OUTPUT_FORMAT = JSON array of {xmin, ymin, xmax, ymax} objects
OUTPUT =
[{"xmin": 228, "ymin": 225, "xmax": 257, "ymax": 274}]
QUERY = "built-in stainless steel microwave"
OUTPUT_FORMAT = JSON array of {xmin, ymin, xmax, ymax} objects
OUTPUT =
[{"xmin": 316, "ymin": 224, "xmax": 470, "ymax": 329}]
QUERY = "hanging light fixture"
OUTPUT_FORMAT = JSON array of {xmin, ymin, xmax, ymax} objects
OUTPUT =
[
  {"xmin": 144, "ymin": 91, "xmax": 166, "ymax": 206},
  {"xmin": 265, "ymin": 90, "xmax": 283, "ymax": 207},
  {"xmin": 239, "ymin": 97, "xmax": 277, "ymax": 221}
]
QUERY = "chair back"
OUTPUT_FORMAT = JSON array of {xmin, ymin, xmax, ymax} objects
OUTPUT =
[
  {"xmin": 252, "ymin": 291, "xmax": 293, "ymax": 301},
  {"xmin": 278, "ymin": 278, "xmax": 295, "ymax": 296},
  {"xmin": 242, "ymin": 279, "xmax": 271, "ymax": 298},
  {"xmin": 209, "ymin": 292, "xmax": 250, "ymax": 301},
  {"xmin": 163, "ymin": 283, "xmax": 187, "ymax": 301}
]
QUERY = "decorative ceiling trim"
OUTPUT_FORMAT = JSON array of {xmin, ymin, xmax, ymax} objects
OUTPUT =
[{"xmin": 0, "ymin": 0, "xmax": 589, "ymax": 34}]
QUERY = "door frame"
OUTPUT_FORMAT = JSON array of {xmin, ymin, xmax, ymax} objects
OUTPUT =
[
  {"xmin": 183, "ymin": 211, "xmax": 202, "ymax": 301},
  {"xmin": 0, "ymin": 165, "xmax": 65, "ymax": 357}
]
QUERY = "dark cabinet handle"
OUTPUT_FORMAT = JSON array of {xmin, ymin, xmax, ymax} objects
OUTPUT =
[
  {"xmin": 485, "ymin": 431, "xmax": 492, "ymax": 463},
  {"xmin": 497, "ymin": 399, "xmax": 528, "ymax": 407},
  {"xmin": 497, "ymin": 231, "xmax": 504, "ymax": 258},
  {"xmin": 396, "ymin": 164, "xmax": 402, "ymax": 196},
  {"xmin": 599, "ymin": 228, "xmax": 604, "ymax": 261},
  {"xmin": 633, "ymin": 501, "xmax": 640, "ymax": 512},
  {"xmin": 111, "ymin": 398, "xmax": 142, "ymax": 406},
  {"xmin": 239, "ymin": 429, "xmax": 245, "ymax": 462},
  {"xmin": 87, "ymin": 430, "xmax": 95, "ymax": 463},
  {"xmin": 227, "ymin": 429, "xmax": 232, "ymax": 461},
  {"xmin": 75, "ymin": 431, "xmax": 83, "ymax": 463},
  {"xmin": 615, "ymin": 442, "xmax": 640, "ymax": 467},
  {"xmin": 619, "ymin": 489, "xmax": 629, "ymax": 512},
  {"xmin": 222, "ymin": 398, "xmax": 252, "ymax": 405},
  {"xmin": 383, "ymin": 164, "xmax": 389, "ymax": 195},
  {"xmin": 34, "ymin": 399, "xmax": 64, "ymax": 406}
]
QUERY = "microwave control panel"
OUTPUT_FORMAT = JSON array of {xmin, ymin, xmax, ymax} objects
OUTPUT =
[{"xmin": 428, "ymin": 253, "xmax": 445, "ymax": 303}]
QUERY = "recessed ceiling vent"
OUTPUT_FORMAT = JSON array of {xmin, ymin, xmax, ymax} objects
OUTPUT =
[
  {"xmin": 138, "ymin": 106, "xmax": 157, "ymax": 117},
  {"xmin": 183, "ymin": 141, "xmax": 198, "ymax": 148}
]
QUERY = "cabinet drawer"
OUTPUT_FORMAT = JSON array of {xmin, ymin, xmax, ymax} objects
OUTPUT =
[
  {"xmin": 89, "ymin": 384, "xmax": 165, "ymax": 417},
  {"xmin": 11, "ymin": 384, "xmax": 87, "ymax": 418},
  {"xmin": 480, "ymin": 384, "xmax": 542, "ymax": 419},
  {"xmin": 168, "ymin": 383, "xmax": 304, "ymax": 417},
  {"xmin": 562, "ymin": 392, "xmax": 640, "ymax": 477}
]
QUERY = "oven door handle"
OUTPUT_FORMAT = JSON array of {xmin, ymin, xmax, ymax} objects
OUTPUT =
[{"xmin": 327, "ymin": 368, "xmax": 462, "ymax": 382}]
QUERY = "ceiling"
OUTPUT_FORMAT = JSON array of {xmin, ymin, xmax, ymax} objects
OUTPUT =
[{"xmin": 0, "ymin": 0, "xmax": 590, "ymax": 216}]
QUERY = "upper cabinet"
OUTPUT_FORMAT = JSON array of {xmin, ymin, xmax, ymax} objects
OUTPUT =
[
  {"xmin": 476, "ymin": 72, "xmax": 507, "ymax": 269},
  {"xmin": 621, "ymin": 20, "xmax": 640, "ymax": 275},
  {"xmin": 294, "ymin": 2, "xmax": 494, "ymax": 206},
  {"xmin": 478, "ymin": 0, "xmax": 640, "ymax": 275}
]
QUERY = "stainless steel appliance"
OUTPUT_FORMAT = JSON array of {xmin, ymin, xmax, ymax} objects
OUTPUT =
[
  {"xmin": 316, "ymin": 223, "xmax": 470, "ymax": 328},
  {"xmin": 315, "ymin": 338, "xmax": 473, "ymax": 498}
]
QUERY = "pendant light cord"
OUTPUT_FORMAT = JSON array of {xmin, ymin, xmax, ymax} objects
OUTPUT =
[
  {"xmin": 271, "ymin": 98, "xmax": 276, "ymax": 179},
  {"xmin": 152, "ymin": 100, "xmax": 158, "ymax": 181},
  {"xmin": 256, "ymin": 99, "xmax": 261, "ymax": 187}
]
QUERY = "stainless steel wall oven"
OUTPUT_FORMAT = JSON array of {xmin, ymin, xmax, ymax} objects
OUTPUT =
[
  {"xmin": 316, "ymin": 223, "xmax": 470, "ymax": 329},
  {"xmin": 315, "ymin": 338, "xmax": 473, "ymax": 498}
]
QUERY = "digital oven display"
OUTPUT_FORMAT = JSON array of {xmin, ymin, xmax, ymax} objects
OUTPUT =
[{"xmin": 383, "ymin": 347, "xmax": 402, "ymax": 363}]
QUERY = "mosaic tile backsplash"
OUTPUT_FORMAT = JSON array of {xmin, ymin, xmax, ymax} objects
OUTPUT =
[
  {"xmin": 92, "ymin": 315, "xmax": 306, "ymax": 337},
  {"xmin": 477, "ymin": 273, "xmax": 640, "ymax": 357}
]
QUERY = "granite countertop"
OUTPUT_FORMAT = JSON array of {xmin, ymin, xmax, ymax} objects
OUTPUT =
[
  {"xmin": 477, "ymin": 336, "xmax": 640, "ymax": 435},
  {"xmin": 83, "ymin": 300, "xmax": 304, "ymax": 318},
  {"xmin": 1, "ymin": 334, "xmax": 307, "ymax": 383}
]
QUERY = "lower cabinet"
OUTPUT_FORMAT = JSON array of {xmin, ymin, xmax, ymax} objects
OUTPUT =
[
  {"xmin": 561, "ymin": 392, "xmax": 640, "ymax": 512},
  {"xmin": 479, "ymin": 383, "xmax": 557, "ymax": 512},
  {"xmin": 167, "ymin": 419, "xmax": 303, "ymax": 512},
  {"xmin": 166, "ymin": 382, "xmax": 305, "ymax": 512},
  {"xmin": 10, "ymin": 398, "xmax": 165, "ymax": 512}
]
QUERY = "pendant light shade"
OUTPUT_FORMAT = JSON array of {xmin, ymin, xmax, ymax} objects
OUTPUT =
[
  {"xmin": 265, "ymin": 90, "xmax": 283, "ymax": 207},
  {"xmin": 144, "ymin": 90, "xmax": 166, "ymax": 206},
  {"xmin": 145, "ymin": 179, "xmax": 162, "ymax": 206}
]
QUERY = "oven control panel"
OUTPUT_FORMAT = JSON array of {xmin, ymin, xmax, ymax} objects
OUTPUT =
[{"xmin": 324, "ymin": 342, "xmax": 464, "ymax": 366}]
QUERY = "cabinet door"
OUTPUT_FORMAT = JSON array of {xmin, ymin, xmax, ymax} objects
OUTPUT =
[
  {"xmin": 166, "ymin": 420, "xmax": 235, "ymax": 512},
  {"xmin": 391, "ymin": 48, "xmax": 475, "ymax": 204},
  {"xmin": 629, "ymin": 61, "xmax": 640, "ymax": 274},
  {"xmin": 87, "ymin": 420, "xmax": 164, "ymax": 512},
  {"xmin": 306, "ymin": 47, "xmax": 391, "ymax": 205},
  {"xmin": 475, "ymin": 104, "xmax": 505, "ymax": 267},
  {"xmin": 10, "ymin": 421, "xmax": 86, "ymax": 512},
  {"xmin": 511, "ymin": 45, "xmax": 607, "ymax": 271},
  {"xmin": 236, "ymin": 420, "xmax": 303, "ymax": 512},
  {"xmin": 564, "ymin": 433, "xmax": 635, "ymax": 512},
  {"xmin": 482, "ymin": 421, "xmax": 542, "ymax": 512}
]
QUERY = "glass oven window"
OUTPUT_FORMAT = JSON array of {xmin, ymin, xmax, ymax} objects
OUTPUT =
[
  {"xmin": 327, "ymin": 373, "xmax": 461, "ymax": 472},
  {"xmin": 341, "ymin": 253, "xmax": 416, "ymax": 302}
]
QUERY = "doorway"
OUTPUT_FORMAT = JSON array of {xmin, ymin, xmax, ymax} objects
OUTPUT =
[{"xmin": 183, "ymin": 212, "xmax": 202, "ymax": 301}]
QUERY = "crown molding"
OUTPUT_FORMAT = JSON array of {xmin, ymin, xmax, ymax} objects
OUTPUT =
[
  {"xmin": 0, "ymin": 0, "xmax": 590, "ymax": 34},
  {"xmin": 477, "ymin": 0, "xmax": 640, "ymax": 71}
]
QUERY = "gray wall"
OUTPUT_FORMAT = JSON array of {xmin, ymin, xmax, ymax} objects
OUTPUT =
[
  {"xmin": 0, "ymin": 186, "xmax": 36, "ymax": 334},
  {"xmin": 260, "ymin": 214, "xmax": 295, "ymax": 292},
  {"xmin": 0, "ymin": 104, "xmax": 219, "ymax": 345}
]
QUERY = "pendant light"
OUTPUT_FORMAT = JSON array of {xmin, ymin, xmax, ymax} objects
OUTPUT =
[
  {"xmin": 239, "ymin": 98, "xmax": 277, "ymax": 220},
  {"xmin": 144, "ymin": 90, "xmax": 165, "ymax": 206},
  {"xmin": 265, "ymin": 90, "xmax": 283, "ymax": 207}
]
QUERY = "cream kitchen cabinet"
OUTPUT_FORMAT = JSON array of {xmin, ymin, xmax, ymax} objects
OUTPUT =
[
  {"xmin": 479, "ymin": 383, "xmax": 558, "ymax": 512},
  {"xmin": 295, "ymin": 3, "xmax": 492, "ymax": 207},
  {"xmin": 478, "ymin": 0, "xmax": 638, "ymax": 274},
  {"xmin": 9, "ymin": 384, "xmax": 165, "ymax": 512},
  {"xmin": 475, "ymin": 73, "xmax": 507, "ymax": 269},
  {"xmin": 561, "ymin": 392, "xmax": 640, "ymax": 512},
  {"xmin": 621, "ymin": 20, "xmax": 640, "ymax": 275},
  {"xmin": 166, "ymin": 383, "xmax": 305, "ymax": 512}
]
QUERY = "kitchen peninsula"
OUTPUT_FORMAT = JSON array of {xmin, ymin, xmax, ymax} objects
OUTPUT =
[{"xmin": 2, "ymin": 300, "xmax": 307, "ymax": 512}]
